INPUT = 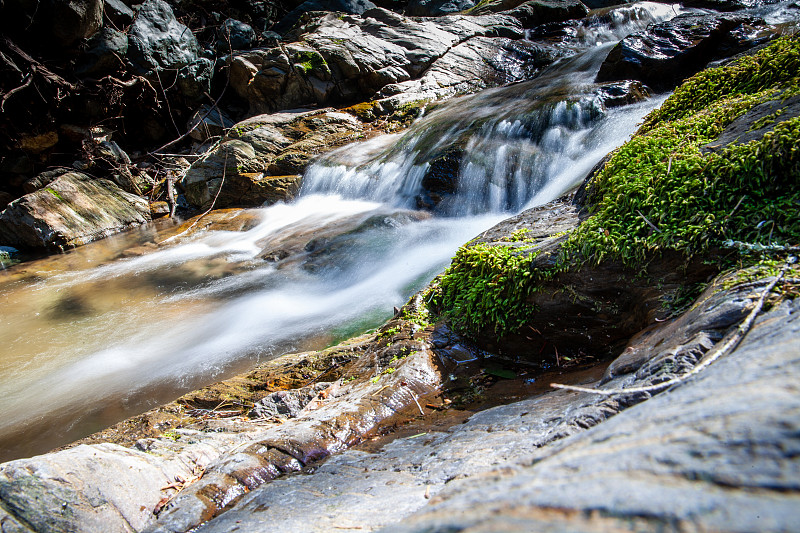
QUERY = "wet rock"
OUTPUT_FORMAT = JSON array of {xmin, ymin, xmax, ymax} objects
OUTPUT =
[
  {"xmin": 504, "ymin": 0, "xmax": 589, "ymax": 27},
  {"xmin": 594, "ymin": 79, "xmax": 651, "ymax": 108},
  {"xmin": 76, "ymin": 27, "xmax": 129, "ymax": 77},
  {"xmin": 0, "ymin": 172, "xmax": 151, "ymax": 250},
  {"xmin": 406, "ymin": 0, "xmax": 478, "ymax": 17},
  {"xmin": 249, "ymin": 382, "xmax": 333, "ymax": 419},
  {"xmin": 127, "ymin": 0, "xmax": 201, "ymax": 75},
  {"xmin": 217, "ymin": 18, "xmax": 257, "ymax": 52},
  {"xmin": 596, "ymin": 13, "xmax": 770, "ymax": 91},
  {"xmin": 299, "ymin": 210, "xmax": 430, "ymax": 274},
  {"xmin": 183, "ymin": 109, "xmax": 362, "ymax": 209},
  {"xmin": 51, "ymin": 0, "xmax": 103, "ymax": 47}
]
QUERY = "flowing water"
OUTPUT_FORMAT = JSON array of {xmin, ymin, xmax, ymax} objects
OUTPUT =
[{"xmin": 0, "ymin": 2, "xmax": 705, "ymax": 461}]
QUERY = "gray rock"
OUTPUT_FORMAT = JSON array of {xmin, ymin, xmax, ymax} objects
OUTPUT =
[
  {"xmin": 504, "ymin": 0, "xmax": 589, "ymax": 27},
  {"xmin": 273, "ymin": 0, "xmax": 377, "ymax": 34},
  {"xmin": 194, "ymin": 277, "xmax": 800, "ymax": 533},
  {"xmin": 76, "ymin": 26, "xmax": 129, "ymax": 77},
  {"xmin": 596, "ymin": 13, "xmax": 770, "ymax": 91},
  {"xmin": 51, "ymin": 0, "xmax": 103, "ymax": 47},
  {"xmin": 127, "ymin": 0, "xmax": 201, "ymax": 75},
  {"xmin": 217, "ymin": 18, "xmax": 257, "ymax": 51},
  {"xmin": 380, "ymin": 298, "xmax": 800, "ymax": 533},
  {"xmin": 182, "ymin": 109, "xmax": 362, "ymax": 209},
  {"xmin": 406, "ymin": 0, "xmax": 478, "ymax": 17},
  {"xmin": 0, "ymin": 172, "xmax": 151, "ymax": 250},
  {"xmin": 187, "ymin": 105, "xmax": 235, "ymax": 142},
  {"xmin": 228, "ymin": 9, "xmax": 525, "ymax": 114},
  {"xmin": 249, "ymin": 382, "xmax": 333, "ymax": 419}
]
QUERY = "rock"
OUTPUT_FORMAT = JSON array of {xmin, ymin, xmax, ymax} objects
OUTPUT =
[
  {"xmin": 273, "ymin": 0, "xmax": 377, "ymax": 35},
  {"xmin": 75, "ymin": 27, "xmax": 129, "ymax": 77},
  {"xmin": 22, "ymin": 168, "xmax": 70, "ymax": 194},
  {"xmin": 682, "ymin": 0, "xmax": 777, "ymax": 11},
  {"xmin": 375, "ymin": 298, "xmax": 800, "ymax": 533},
  {"xmin": 0, "ymin": 173, "xmax": 151, "ymax": 250},
  {"xmin": 249, "ymin": 382, "xmax": 333, "ymax": 419},
  {"xmin": 0, "ymin": 246, "xmax": 20, "ymax": 268},
  {"xmin": 228, "ymin": 9, "xmax": 525, "ymax": 114},
  {"xmin": 187, "ymin": 105, "xmax": 235, "ymax": 142},
  {"xmin": 703, "ymin": 92, "xmax": 800, "ymax": 151},
  {"xmin": 217, "ymin": 19, "xmax": 257, "ymax": 52},
  {"xmin": 406, "ymin": 0, "xmax": 478, "ymax": 17},
  {"xmin": 0, "ymin": 193, "xmax": 13, "ymax": 210},
  {"xmin": 182, "ymin": 109, "xmax": 363, "ymax": 209},
  {"xmin": 103, "ymin": 0, "xmax": 136, "ymax": 27},
  {"xmin": 51, "ymin": 0, "xmax": 103, "ymax": 47},
  {"xmin": 176, "ymin": 58, "xmax": 214, "ymax": 103},
  {"xmin": 149, "ymin": 201, "xmax": 170, "ymax": 218},
  {"xmin": 17, "ymin": 131, "xmax": 59, "ymax": 154},
  {"xmin": 596, "ymin": 13, "xmax": 769, "ymax": 91},
  {"xmin": 503, "ymin": 0, "xmax": 588, "ymax": 27},
  {"xmin": 594, "ymin": 79, "xmax": 651, "ymax": 108},
  {"xmin": 127, "ymin": 0, "xmax": 201, "ymax": 75}
]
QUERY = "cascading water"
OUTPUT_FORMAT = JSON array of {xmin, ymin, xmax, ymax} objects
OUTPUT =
[{"xmin": 0, "ymin": 2, "xmax": 691, "ymax": 461}]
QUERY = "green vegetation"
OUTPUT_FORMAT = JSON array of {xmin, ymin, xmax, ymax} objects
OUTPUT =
[
  {"xmin": 44, "ymin": 187, "xmax": 63, "ymax": 200},
  {"xmin": 293, "ymin": 50, "xmax": 330, "ymax": 76},
  {"xmin": 435, "ymin": 241, "xmax": 541, "ymax": 334},
  {"xmin": 435, "ymin": 36, "xmax": 800, "ymax": 336}
]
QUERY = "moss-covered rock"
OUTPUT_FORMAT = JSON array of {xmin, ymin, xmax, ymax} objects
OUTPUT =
[{"xmin": 433, "ymin": 35, "xmax": 800, "ymax": 360}]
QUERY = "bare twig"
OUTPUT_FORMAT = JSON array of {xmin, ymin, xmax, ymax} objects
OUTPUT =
[
  {"xmin": 0, "ymin": 73, "xmax": 32, "ymax": 112},
  {"xmin": 636, "ymin": 210, "xmax": 662, "ymax": 234},
  {"xmin": 551, "ymin": 257, "xmax": 795, "ymax": 396}
]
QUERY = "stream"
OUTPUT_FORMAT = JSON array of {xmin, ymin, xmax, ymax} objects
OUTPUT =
[{"xmin": 0, "ymin": 2, "xmax": 715, "ymax": 461}]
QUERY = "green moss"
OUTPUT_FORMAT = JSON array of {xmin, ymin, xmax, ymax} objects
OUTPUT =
[
  {"xmin": 569, "ymin": 43, "xmax": 800, "ymax": 265},
  {"xmin": 435, "ymin": 242, "xmax": 541, "ymax": 334},
  {"xmin": 293, "ymin": 50, "xmax": 330, "ymax": 76}
]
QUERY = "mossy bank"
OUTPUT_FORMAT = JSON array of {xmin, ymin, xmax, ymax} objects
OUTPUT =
[{"xmin": 431, "ymin": 36, "xmax": 800, "ymax": 359}]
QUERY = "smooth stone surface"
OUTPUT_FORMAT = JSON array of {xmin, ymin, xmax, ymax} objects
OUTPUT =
[
  {"xmin": 596, "ymin": 13, "xmax": 769, "ymax": 91},
  {"xmin": 127, "ymin": 0, "xmax": 201, "ymax": 75},
  {"xmin": 0, "ymin": 172, "xmax": 151, "ymax": 250}
]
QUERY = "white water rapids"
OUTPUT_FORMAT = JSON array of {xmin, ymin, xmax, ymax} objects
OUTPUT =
[{"xmin": 0, "ymin": 2, "xmax": 689, "ymax": 460}]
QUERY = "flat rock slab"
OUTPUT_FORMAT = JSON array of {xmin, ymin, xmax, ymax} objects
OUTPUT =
[
  {"xmin": 197, "ymin": 290, "xmax": 800, "ymax": 533},
  {"xmin": 0, "ymin": 172, "xmax": 151, "ymax": 250}
]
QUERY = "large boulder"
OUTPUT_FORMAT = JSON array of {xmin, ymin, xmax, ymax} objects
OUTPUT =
[
  {"xmin": 596, "ymin": 13, "xmax": 770, "ymax": 91},
  {"xmin": 273, "ymin": 0, "xmax": 377, "ymax": 34},
  {"xmin": 182, "ymin": 109, "xmax": 363, "ymax": 209},
  {"xmin": 127, "ymin": 0, "xmax": 201, "ymax": 75},
  {"xmin": 0, "ymin": 172, "xmax": 151, "ymax": 250},
  {"xmin": 227, "ymin": 8, "xmax": 524, "ymax": 114},
  {"xmin": 75, "ymin": 27, "xmax": 129, "ymax": 77}
]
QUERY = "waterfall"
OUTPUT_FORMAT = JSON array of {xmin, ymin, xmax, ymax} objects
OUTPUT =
[{"xmin": 0, "ymin": 2, "xmax": 686, "ymax": 461}]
